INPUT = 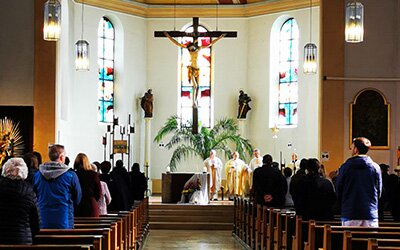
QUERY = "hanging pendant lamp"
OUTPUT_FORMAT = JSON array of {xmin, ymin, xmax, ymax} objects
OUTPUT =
[
  {"xmin": 75, "ymin": 0, "xmax": 90, "ymax": 71},
  {"xmin": 303, "ymin": 0, "xmax": 317, "ymax": 74},
  {"xmin": 43, "ymin": 0, "xmax": 61, "ymax": 41},
  {"xmin": 345, "ymin": 1, "xmax": 364, "ymax": 43}
]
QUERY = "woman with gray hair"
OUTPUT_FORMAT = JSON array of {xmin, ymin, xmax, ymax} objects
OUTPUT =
[{"xmin": 0, "ymin": 158, "xmax": 40, "ymax": 244}]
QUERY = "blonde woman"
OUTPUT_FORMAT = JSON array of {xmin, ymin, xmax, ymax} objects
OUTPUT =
[{"xmin": 74, "ymin": 153, "xmax": 101, "ymax": 217}]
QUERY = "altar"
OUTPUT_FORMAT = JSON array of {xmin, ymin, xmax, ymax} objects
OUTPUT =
[{"xmin": 161, "ymin": 172, "xmax": 209, "ymax": 204}]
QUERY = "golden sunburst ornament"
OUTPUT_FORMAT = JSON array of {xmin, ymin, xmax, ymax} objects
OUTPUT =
[
  {"xmin": 271, "ymin": 124, "xmax": 279, "ymax": 139},
  {"xmin": 0, "ymin": 117, "xmax": 24, "ymax": 166}
]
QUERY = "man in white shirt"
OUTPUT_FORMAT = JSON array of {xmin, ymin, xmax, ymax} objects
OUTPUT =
[
  {"xmin": 204, "ymin": 150, "xmax": 223, "ymax": 201},
  {"xmin": 247, "ymin": 148, "xmax": 263, "ymax": 189}
]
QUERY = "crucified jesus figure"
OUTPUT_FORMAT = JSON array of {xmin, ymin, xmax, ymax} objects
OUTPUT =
[{"xmin": 163, "ymin": 31, "xmax": 225, "ymax": 105}]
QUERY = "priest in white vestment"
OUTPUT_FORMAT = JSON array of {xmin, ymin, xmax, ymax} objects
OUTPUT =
[
  {"xmin": 204, "ymin": 150, "xmax": 223, "ymax": 201},
  {"xmin": 225, "ymin": 151, "xmax": 246, "ymax": 199},
  {"xmin": 247, "ymin": 148, "xmax": 263, "ymax": 188}
]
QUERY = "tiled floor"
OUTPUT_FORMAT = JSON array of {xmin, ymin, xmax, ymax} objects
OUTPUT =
[
  {"xmin": 143, "ymin": 230, "xmax": 246, "ymax": 250},
  {"xmin": 146, "ymin": 195, "xmax": 242, "ymax": 249}
]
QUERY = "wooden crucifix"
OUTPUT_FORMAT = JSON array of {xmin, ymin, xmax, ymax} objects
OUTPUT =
[{"xmin": 155, "ymin": 17, "xmax": 237, "ymax": 134}]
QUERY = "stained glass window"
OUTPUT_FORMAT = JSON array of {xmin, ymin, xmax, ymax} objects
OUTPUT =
[
  {"xmin": 97, "ymin": 17, "xmax": 115, "ymax": 123},
  {"xmin": 278, "ymin": 18, "xmax": 299, "ymax": 126},
  {"xmin": 179, "ymin": 25, "xmax": 212, "ymax": 128}
]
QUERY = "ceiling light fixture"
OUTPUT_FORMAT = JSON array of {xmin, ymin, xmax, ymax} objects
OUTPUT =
[
  {"xmin": 345, "ymin": 0, "xmax": 364, "ymax": 43},
  {"xmin": 303, "ymin": 0, "xmax": 317, "ymax": 74},
  {"xmin": 43, "ymin": 0, "xmax": 61, "ymax": 41}
]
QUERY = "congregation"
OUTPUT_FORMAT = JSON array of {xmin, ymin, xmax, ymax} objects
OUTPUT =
[
  {"xmin": 0, "ymin": 144, "xmax": 147, "ymax": 245},
  {"xmin": 209, "ymin": 137, "xmax": 398, "ymax": 228},
  {"xmin": 0, "ymin": 136, "xmax": 398, "ymax": 246}
]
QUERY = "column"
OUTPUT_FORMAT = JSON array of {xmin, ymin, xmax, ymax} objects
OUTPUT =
[{"xmin": 145, "ymin": 117, "xmax": 152, "ymax": 193}]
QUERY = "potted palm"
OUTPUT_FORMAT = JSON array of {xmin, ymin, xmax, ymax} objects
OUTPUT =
[{"xmin": 154, "ymin": 116, "xmax": 253, "ymax": 172}]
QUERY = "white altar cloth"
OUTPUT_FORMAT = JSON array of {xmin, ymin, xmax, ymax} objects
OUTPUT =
[{"xmin": 179, "ymin": 173, "xmax": 209, "ymax": 205}]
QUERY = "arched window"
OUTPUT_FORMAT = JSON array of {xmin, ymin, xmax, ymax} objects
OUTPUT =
[
  {"xmin": 97, "ymin": 17, "xmax": 115, "ymax": 123},
  {"xmin": 179, "ymin": 25, "xmax": 212, "ymax": 128},
  {"xmin": 278, "ymin": 18, "xmax": 299, "ymax": 126}
]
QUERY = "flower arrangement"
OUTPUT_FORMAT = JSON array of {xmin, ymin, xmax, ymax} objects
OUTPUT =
[{"xmin": 182, "ymin": 178, "xmax": 201, "ymax": 195}]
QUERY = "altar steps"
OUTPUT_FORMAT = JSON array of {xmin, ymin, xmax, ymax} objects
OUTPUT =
[{"xmin": 149, "ymin": 203, "xmax": 234, "ymax": 230}]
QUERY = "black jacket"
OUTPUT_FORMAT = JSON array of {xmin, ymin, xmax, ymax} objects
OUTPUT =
[
  {"xmin": 0, "ymin": 177, "xmax": 40, "ymax": 244},
  {"xmin": 298, "ymin": 173, "xmax": 336, "ymax": 221},
  {"xmin": 253, "ymin": 165, "xmax": 287, "ymax": 207},
  {"xmin": 130, "ymin": 171, "xmax": 147, "ymax": 201},
  {"xmin": 108, "ymin": 167, "xmax": 132, "ymax": 211}
]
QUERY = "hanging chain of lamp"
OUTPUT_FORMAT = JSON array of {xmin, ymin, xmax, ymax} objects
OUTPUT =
[
  {"xmin": 303, "ymin": 0, "xmax": 317, "ymax": 74},
  {"xmin": 43, "ymin": 0, "xmax": 61, "ymax": 41},
  {"xmin": 75, "ymin": 0, "xmax": 90, "ymax": 71},
  {"xmin": 345, "ymin": 0, "xmax": 364, "ymax": 43}
]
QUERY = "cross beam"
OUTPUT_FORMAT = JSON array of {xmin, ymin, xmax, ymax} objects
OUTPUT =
[{"xmin": 154, "ymin": 17, "xmax": 237, "ymax": 38}]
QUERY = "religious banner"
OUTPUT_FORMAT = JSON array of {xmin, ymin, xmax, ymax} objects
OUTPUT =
[{"xmin": 113, "ymin": 140, "xmax": 128, "ymax": 154}]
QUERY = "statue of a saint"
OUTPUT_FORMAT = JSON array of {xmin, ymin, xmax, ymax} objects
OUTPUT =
[
  {"xmin": 238, "ymin": 90, "xmax": 251, "ymax": 119},
  {"xmin": 141, "ymin": 89, "xmax": 153, "ymax": 118},
  {"xmin": 163, "ymin": 31, "xmax": 225, "ymax": 105}
]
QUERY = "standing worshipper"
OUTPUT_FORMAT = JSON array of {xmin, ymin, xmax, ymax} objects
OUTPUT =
[
  {"xmin": 109, "ymin": 160, "xmax": 132, "ymax": 211},
  {"xmin": 299, "ymin": 158, "xmax": 336, "ymax": 220},
  {"xmin": 204, "ymin": 150, "xmax": 223, "ymax": 200},
  {"xmin": 336, "ymin": 137, "xmax": 382, "ymax": 227},
  {"xmin": 23, "ymin": 152, "xmax": 39, "ymax": 185},
  {"xmin": 74, "ymin": 153, "xmax": 101, "ymax": 217},
  {"xmin": 252, "ymin": 154, "xmax": 287, "ymax": 207},
  {"xmin": 225, "ymin": 151, "xmax": 246, "ymax": 200},
  {"xmin": 283, "ymin": 167, "xmax": 294, "ymax": 207},
  {"xmin": 129, "ymin": 163, "xmax": 147, "ymax": 201},
  {"xmin": 290, "ymin": 158, "xmax": 308, "ymax": 215},
  {"xmin": 33, "ymin": 144, "xmax": 82, "ymax": 229},
  {"xmin": 0, "ymin": 158, "xmax": 40, "ymax": 244},
  {"xmin": 91, "ymin": 164, "xmax": 111, "ymax": 215}
]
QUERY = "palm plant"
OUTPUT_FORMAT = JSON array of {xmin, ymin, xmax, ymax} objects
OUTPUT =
[{"xmin": 154, "ymin": 115, "xmax": 253, "ymax": 172}]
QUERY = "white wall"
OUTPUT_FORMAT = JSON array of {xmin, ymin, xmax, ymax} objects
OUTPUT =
[
  {"xmin": 0, "ymin": 0, "xmax": 34, "ymax": 106},
  {"xmin": 56, "ymin": 1, "xmax": 147, "ymax": 166}
]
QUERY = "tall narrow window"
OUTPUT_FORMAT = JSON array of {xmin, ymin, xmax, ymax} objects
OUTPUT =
[
  {"xmin": 97, "ymin": 17, "xmax": 115, "ymax": 123},
  {"xmin": 179, "ymin": 25, "xmax": 212, "ymax": 128},
  {"xmin": 278, "ymin": 18, "xmax": 299, "ymax": 126}
]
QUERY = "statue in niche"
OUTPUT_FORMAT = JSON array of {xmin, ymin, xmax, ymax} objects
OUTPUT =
[
  {"xmin": 141, "ymin": 89, "xmax": 153, "ymax": 118},
  {"xmin": 237, "ymin": 90, "xmax": 252, "ymax": 119}
]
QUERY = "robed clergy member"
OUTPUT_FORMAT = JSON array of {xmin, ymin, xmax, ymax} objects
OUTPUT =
[
  {"xmin": 247, "ymin": 148, "xmax": 263, "ymax": 188},
  {"xmin": 203, "ymin": 150, "xmax": 223, "ymax": 201},
  {"xmin": 225, "ymin": 151, "xmax": 247, "ymax": 200}
]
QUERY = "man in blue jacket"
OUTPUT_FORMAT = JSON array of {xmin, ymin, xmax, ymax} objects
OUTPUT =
[
  {"xmin": 33, "ymin": 144, "xmax": 82, "ymax": 229},
  {"xmin": 336, "ymin": 137, "xmax": 382, "ymax": 227}
]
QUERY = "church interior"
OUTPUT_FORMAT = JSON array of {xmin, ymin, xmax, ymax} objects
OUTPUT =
[{"xmin": 1, "ymin": 0, "xmax": 400, "ymax": 248}]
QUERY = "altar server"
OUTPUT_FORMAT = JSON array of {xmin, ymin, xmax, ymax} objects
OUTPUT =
[{"xmin": 204, "ymin": 150, "xmax": 223, "ymax": 200}]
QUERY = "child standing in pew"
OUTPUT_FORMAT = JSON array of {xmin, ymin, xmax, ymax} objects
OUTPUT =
[{"xmin": 91, "ymin": 163, "xmax": 112, "ymax": 215}]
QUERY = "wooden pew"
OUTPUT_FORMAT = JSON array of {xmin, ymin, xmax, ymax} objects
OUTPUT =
[
  {"xmin": 274, "ymin": 210, "xmax": 295, "ymax": 250},
  {"xmin": 75, "ymin": 217, "xmax": 123, "ymax": 250},
  {"xmin": 33, "ymin": 235, "xmax": 102, "ymax": 250},
  {"xmin": 38, "ymin": 228, "xmax": 111, "ymax": 250},
  {"xmin": 320, "ymin": 225, "xmax": 400, "ymax": 250},
  {"xmin": 0, "ymin": 245, "xmax": 91, "ymax": 249},
  {"xmin": 368, "ymin": 238, "xmax": 400, "ymax": 250},
  {"xmin": 74, "ymin": 222, "xmax": 119, "ymax": 250}
]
